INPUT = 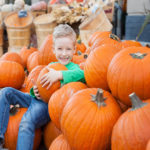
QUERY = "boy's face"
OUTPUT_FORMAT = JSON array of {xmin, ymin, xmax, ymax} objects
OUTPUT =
[{"xmin": 53, "ymin": 36, "xmax": 76, "ymax": 65}]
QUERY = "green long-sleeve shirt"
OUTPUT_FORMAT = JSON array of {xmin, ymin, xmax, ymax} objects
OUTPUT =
[{"xmin": 30, "ymin": 62, "xmax": 85, "ymax": 98}]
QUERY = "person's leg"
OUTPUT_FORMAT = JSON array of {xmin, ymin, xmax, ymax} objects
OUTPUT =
[
  {"xmin": 0, "ymin": 87, "xmax": 32, "ymax": 144},
  {"xmin": 17, "ymin": 98, "xmax": 50, "ymax": 150}
]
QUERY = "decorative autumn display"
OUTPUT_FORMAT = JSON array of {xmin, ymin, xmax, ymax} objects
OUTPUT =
[
  {"xmin": 4, "ymin": 106, "xmax": 42, "ymax": 150},
  {"xmin": 26, "ymin": 51, "xmax": 40, "ymax": 72},
  {"xmin": 39, "ymin": 34, "xmax": 57, "ymax": 65},
  {"xmin": 0, "ymin": 60, "xmax": 25, "ymax": 89},
  {"xmin": 111, "ymin": 93, "xmax": 150, "ymax": 150},
  {"xmin": 107, "ymin": 46, "xmax": 150, "ymax": 106},
  {"xmin": 49, "ymin": 134, "xmax": 71, "ymax": 150},
  {"xmin": 43, "ymin": 121, "xmax": 61, "ymax": 149},
  {"xmin": 36, "ymin": 63, "xmax": 68, "ymax": 103},
  {"xmin": 0, "ymin": 52, "xmax": 24, "ymax": 67},
  {"xmin": 22, "ymin": 65, "xmax": 45, "ymax": 93},
  {"xmin": 121, "ymin": 40, "xmax": 142, "ymax": 49},
  {"xmin": 61, "ymin": 88, "xmax": 122, "ymax": 150},
  {"xmin": 84, "ymin": 45, "xmax": 120, "ymax": 90},
  {"xmin": 48, "ymin": 82, "xmax": 87, "ymax": 129},
  {"xmin": 19, "ymin": 44, "xmax": 38, "ymax": 68}
]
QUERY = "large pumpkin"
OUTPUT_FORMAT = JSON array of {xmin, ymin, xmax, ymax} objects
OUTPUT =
[
  {"xmin": 49, "ymin": 134, "xmax": 71, "ymax": 150},
  {"xmin": 107, "ymin": 46, "xmax": 150, "ymax": 106},
  {"xmin": 43, "ymin": 121, "xmax": 61, "ymax": 149},
  {"xmin": 36, "ymin": 63, "xmax": 68, "ymax": 103},
  {"xmin": 0, "ymin": 60, "xmax": 25, "ymax": 89},
  {"xmin": 84, "ymin": 45, "xmax": 120, "ymax": 90},
  {"xmin": 61, "ymin": 88, "xmax": 122, "ymax": 150},
  {"xmin": 48, "ymin": 82, "xmax": 87, "ymax": 129},
  {"xmin": 4, "ymin": 106, "xmax": 42, "ymax": 150},
  {"xmin": 111, "ymin": 93, "xmax": 150, "ymax": 150}
]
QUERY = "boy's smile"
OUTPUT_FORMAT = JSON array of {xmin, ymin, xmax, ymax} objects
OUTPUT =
[{"xmin": 53, "ymin": 36, "xmax": 75, "ymax": 65}]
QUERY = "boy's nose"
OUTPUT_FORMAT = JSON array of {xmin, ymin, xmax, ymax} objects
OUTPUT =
[{"xmin": 62, "ymin": 50, "xmax": 67, "ymax": 55}]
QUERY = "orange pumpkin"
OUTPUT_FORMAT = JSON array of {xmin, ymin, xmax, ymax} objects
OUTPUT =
[
  {"xmin": 121, "ymin": 40, "xmax": 142, "ymax": 49},
  {"xmin": 27, "ymin": 51, "xmax": 40, "ymax": 72},
  {"xmin": 111, "ymin": 93, "xmax": 150, "ymax": 150},
  {"xmin": 61, "ymin": 88, "xmax": 121, "ymax": 150},
  {"xmin": 49, "ymin": 134, "xmax": 71, "ymax": 150},
  {"xmin": 84, "ymin": 45, "xmax": 120, "ymax": 90},
  {"xmin": 48, "ymin": 82, "xmax": 87, "ymax": 129},
  {"xmin": 88, "ymin": 31, "xmax": 111, "ymax": 47},
  {"xmin": 0, "ymin": 52, "xmax": 24, "ymax": 67},
  {"xmin": 75, "ymin": 40, "xmax": 86, "ymax": 54},
  {"xmin": 36, "ymin": 63, "xmax": 67, "ymax": 103},
  {"xmin": 19, "ymin": 44, "xmax": 38, "ymax": 68},
  {"xmin": 43, "ymin": 121, "xmax": 61, "ymax": 149},
  {"xmin": 4, "ymin": 106, "xmax": 42, "ymax": 150},
  {"xmin": 91, "ymin": 33, "xmax": 122, "ymax": 50},
  {"xmin": 23, "ymin": 65, "xmax": 45, "ymax": 93},
  {"xmin": 0, "ymin": 61, "xmax": 25, "ymax": 89},
  {"xmin": 146, "ymin": 140, "xmax": 150, "ymax": 150},
  {"xmin": 39, "ymin": 34, "xmax": 57, "ymax": 65},
  {"xmin": 107, "ymin": 46, "xmax": 150, "ymax": 106}
]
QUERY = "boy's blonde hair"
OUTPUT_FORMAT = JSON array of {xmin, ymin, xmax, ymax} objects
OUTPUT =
[{"xmin": 53, "ymin": 24, "xmax": 76, "ymax": 44}]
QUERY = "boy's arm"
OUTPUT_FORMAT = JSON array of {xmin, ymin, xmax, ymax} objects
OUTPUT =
[{"xmin": 61, "ymin": 65, "xmax": 86, "ymax": 85}]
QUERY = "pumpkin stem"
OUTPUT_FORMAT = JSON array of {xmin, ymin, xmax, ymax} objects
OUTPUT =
[
  {"xmin": 109, "ymin": 34, "xmax": 120, "ymax": 42},
  {"xmin": 83, "ymin": 54, "xmax": 88, "ymax": 59},
  {"xmin": 129, "ymin": 93, "xmax": 147, "ymax": 111},
  {"xmin": 77, "ymin": 50, "xmax": 82, "ymax": 55},
  {"xmin": 91, "ymin": 88, "xmax": 107, "ymax": 108},
  {"xmin": 130, "ymin": 52, "xmax": 147, "ymax": 59},
  {"xmin": 9, "ymin": 104, "xmax": 20, "ymax": 116},
  {"xmin": 77, "ymin": 39, "xmax": 81, "ymax": 44}
]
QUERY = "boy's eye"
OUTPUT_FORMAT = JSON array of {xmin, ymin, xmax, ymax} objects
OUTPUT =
[
  {"xmin": 67, "ymin": 48, "xmax": 72, "ymax": 51},
  {"xmin": 58, "ymin": 48, "xmax": 62, "ymax": 50}
]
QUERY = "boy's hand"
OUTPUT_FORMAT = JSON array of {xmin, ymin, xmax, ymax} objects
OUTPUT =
[
  {"xmin": 40, "ymin": 67, "xmax": 63, "ymax": 90},
  {"xmin": 33, "ymin": 85, "xmax": 42, "ymax": 99}
]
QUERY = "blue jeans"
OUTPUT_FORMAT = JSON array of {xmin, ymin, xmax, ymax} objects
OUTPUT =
[{"xmin": 0, "ymin": 87, "xmax": 50, "ymax": 150}]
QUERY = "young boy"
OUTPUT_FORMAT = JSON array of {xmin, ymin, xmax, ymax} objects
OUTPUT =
[{"xmin": 0, "ymin": 24, "xmax": 85, "ymax": 150}]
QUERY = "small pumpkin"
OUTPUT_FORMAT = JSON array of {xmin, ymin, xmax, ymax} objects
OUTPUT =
[
  {"xmin": 49, "ymin": 134, "xmax": 71, "ymax": 150},
  {"xmin": 43, "ymin": 121, "xmax": 61, "ymax": 149}
]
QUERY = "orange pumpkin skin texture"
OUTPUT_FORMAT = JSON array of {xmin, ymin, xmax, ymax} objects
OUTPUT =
[
  {"xmin": 75, "ymin": 42, "xmax": 86, "ymax": 54},
  {"xmin": 27, "ymin": 51, "xmax": 40, "ymax": 72},
  {"xmin": 91, "ymin": 34, "xmax": 123, "ymax": 50},
  {"xmin": 48, "ymin": 82, "xmax": 87, "ymax": 129},
  {"xmin": 107, "ymin": 46, "xmax": 150, "ymax": 106},
  {"xmin": 61, "ymin": 88, "xmax": 122, "ymax": 150},
  {"xmin": 39, "ymin": 34, "xmax": 57, "ymax": 65},
  {"xmin": 88, "ymin": 31, "xmax": 111, "ymax": 47},
  {"xmin": 4, "ymin": 107, "xmax": 42, "ymax": 150},
  {"xmin": 49, "ymin": 134, "xmax": 71, "ymax": 150},
  {"xmin": 0, "ymin": 61, "xmax": 25, "ymax": 89},
  {"xmin": 36, "ymin": 63, "xmax": 68, "ymax": 103},
  {"xmin": 24, "ymin": 65, "xmax": 45, "ymax": 93},
  {"xmin": 121, "ymin": 40, "xmax": 142, "ymax": 49},
  {"xmin": 111, "ymin": 93, "xmax": 150, "ymax": 150},
  {"xmin": 84, "ymin": 45, "xmax": 120, "ymax": 90},
  {"xmin": 44, "ymin": 121, "xmax": 61, "ymax": 149},
  {"xmin": 0, "ymin": 52, "xmax": 24, "ymax": 67},
  {"xmin": 146, "ymin": 140, "xmax": 150, "ymax": 150},
  {"xmin": 19, "ymin": 45, "xmax": 38, "ymax": 68}
]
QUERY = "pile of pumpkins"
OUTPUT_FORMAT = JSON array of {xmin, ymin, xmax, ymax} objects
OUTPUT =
[{"xmin": 1, "ymin": 31, "xmax": 150, "ymax": 150}]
